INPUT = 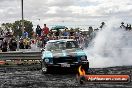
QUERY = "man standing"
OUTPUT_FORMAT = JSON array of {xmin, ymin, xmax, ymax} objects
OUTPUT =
[
  {"xmin": 100, "ymin": 22, "xmax": 105, "ymax": 29},
  {"xmin": 9, "ymin": 37, "xmax": 17, "ymax": 51},
  {"xmin": 62, "ymin": 29, "xmax": 69, "ymax": 39},
  {"xmin": 120, "ymin": 22, "xmax": 126, "ymax": 29},
  {"xmin": 1, "ymin": 40, "xmax": 8, "ymax": 52},
  {"xmin": 23, "ymin": 30, "xmax": 28, "ymax": 38},
  {"xmin": 36, "ymin": 25, "xmax": 42, "ymax": 37},
  {"xmin": 42, "ymin": 24, "xmax": 49, "ymax": 36}
]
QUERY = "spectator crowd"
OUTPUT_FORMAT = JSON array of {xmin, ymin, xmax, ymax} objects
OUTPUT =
[{"xmin": 0, "ymin": 22, "xmax": 132, "ymax": 52}]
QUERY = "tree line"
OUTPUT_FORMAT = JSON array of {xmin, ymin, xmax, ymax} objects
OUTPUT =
[{"xmin": 0, "ymin": 20, "xmax": 33, "ymax": 38}]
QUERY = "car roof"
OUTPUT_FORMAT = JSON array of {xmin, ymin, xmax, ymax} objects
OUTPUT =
[{"xmin": 47, "ymin": 39, "xmax": 75, "ymax": 43}]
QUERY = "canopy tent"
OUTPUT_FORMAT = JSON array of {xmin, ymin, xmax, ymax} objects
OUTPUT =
[{"xmin": 51, "ymin": 26, "xmax": 67, "ymax": 30}]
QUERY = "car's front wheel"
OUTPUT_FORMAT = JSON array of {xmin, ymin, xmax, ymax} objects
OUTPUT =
[
  {"xmin": 41, "ymin": 62, "xmax": 48, "ymax": 74},
  {"xmin": 81, "ymin": 64, "xmax": 89, "ymax": 74}
]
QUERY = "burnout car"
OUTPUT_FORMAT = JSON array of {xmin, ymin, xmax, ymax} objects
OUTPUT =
[{"xmin": 41, "ymin": 39, "xmax": 89, "ymax": 73}]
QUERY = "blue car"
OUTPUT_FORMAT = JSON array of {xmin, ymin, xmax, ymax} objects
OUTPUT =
[{"xmin": 41, "ymin": 39, "xmax": 89, "ymax": 73}]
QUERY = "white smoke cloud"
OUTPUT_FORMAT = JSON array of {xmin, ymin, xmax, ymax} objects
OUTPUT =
[{"xmin": 85, "ymin": 17, "xmax": 132, "ymax": 68}]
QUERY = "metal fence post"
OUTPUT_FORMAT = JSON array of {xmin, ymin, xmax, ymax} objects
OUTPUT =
[{"xmin": 17, "ymin": 36, "xmax": 19, "ymax": 51}]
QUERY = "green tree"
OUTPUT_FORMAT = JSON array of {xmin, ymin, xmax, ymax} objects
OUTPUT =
[
  {"xmin": 12, "ymin": 20, "xmax": 33, "ymax": 37},
  {"xmin": 23, "ymin": 20, "xmax": 33, "ymax": 38},
  {"xmin": 1, "ymin": 23, "xmax": 13, "ymax": 31},
  {"xmin": 12, "ymin": 20, "xmax": 22, "ymax": 37},
  {"xmin": 1, "ymin": 20, "xmax": 33, "ymax": 38}
]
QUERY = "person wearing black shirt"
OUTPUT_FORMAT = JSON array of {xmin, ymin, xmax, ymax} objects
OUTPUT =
[
  {"xmin": 19, "ymin": 39, "xmax": 24, "ymax": 49},
  {"xmin": 1, "ymin": 40, "xmax": 8, "ymax": 52},
  {"xmin": 36, "ymin": 25, "xmax": 42, "ymax": 37},
  {"xmin": 9, "ymin": 38, "xmax": 17, "ymax": 51}
]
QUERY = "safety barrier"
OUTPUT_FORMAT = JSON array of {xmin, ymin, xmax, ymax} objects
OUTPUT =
[{"xmin": 0, "ymin": 51, "xmax": 41, "ymax": 60}]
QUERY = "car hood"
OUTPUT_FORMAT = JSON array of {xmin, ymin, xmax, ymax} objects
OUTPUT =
[{"xmin": 42, "ymin": 48, "xmax": 86, "ymax": 58}]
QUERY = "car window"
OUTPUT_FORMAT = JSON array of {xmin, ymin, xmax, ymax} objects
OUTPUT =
[
  {"xmin": 66, "ymin": 41, "xmax": 79, "ymax": 49},
  {"xmin": 45, "ymin": 41, "xmax": 79, "ymax": 51},
  {"xmin": 45, "ymin": 43, "xmax": 58, "ymax": 51},
  {"xmin": 45, "ymin": 42, "xmax": 66, "ymax": 51}
]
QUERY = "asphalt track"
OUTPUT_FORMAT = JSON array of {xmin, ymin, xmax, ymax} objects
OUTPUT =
[{"xmin": 0, "ymin": 65, "xmax": 131, "ymax": 88}]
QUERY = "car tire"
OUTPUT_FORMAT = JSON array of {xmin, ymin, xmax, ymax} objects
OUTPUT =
[
  {"xmin": 41, "ymin": 62, "xmax": 48, "ymax": 74},
  {"xmin": 81, "ymin": 65, "xmax": 89, "ymax": 74}
]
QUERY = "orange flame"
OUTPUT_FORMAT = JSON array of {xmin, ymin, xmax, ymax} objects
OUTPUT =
[{"xmin": 78, "ymin": 65, "xmax": 86, "ymax": 76}]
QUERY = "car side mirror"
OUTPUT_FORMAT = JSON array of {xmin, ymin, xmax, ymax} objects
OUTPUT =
[
  {"xmin": 41, "ymin": 48, "xmax": 45, "ymax": 52},
  {"xmin": 80, "ymin": 47, "xmax": 84, "ymax": 50}
]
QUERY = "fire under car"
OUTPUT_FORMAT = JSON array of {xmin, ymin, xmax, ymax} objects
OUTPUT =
[{"xmin": 41, "ymin": 39, "xmax": 89, "ymax": 73}]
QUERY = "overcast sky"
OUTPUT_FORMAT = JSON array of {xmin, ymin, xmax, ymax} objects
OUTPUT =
[{"xmin": 0, "ymin": 0, "xmax": 132, "ymax": 28}]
